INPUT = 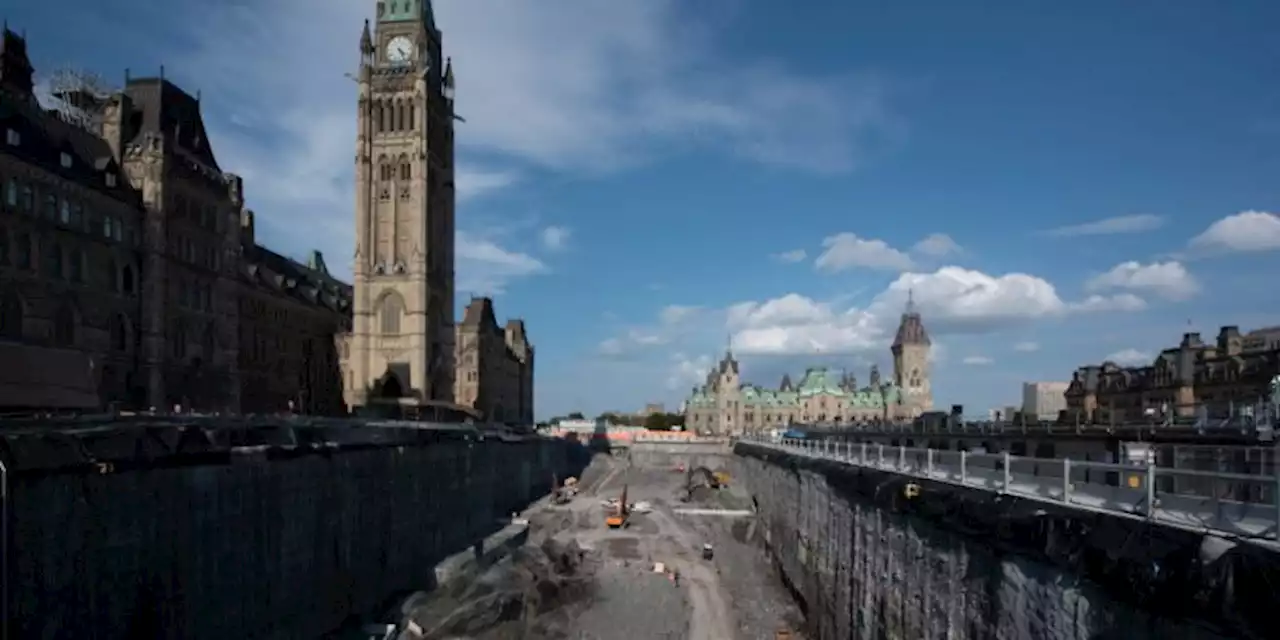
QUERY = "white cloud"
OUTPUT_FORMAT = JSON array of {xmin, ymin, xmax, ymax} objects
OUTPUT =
[
  {"xmin": 598, "ymin": 304, "xmax": 702, "ymax": 357},
  {"xmin": 1069, "ymin": 293, "xmax": 1147, "ymax": 313},
  {"xmin": 457, "ymin": 167, "xmax": 521, "ymax": 200},
  {"xmin": 540, "ymin": 225, "xmax": 571, "ymax": 252},
  {"xmin": 911, "ymin": 233, "xmax": 962, "ymax": 258},
  {"xmin": 814, "ymin": 233, "xmax": 914, "ymax": 272},
  {"xmin": 772, "ymin": 249, "xmax": 808, "ymax": 263},
  {"xmin": 1086, "ymin": 261, "xmax": 1199, "ymax": 301},
  {"xmin": 725, "ymin": 266, "xmax": 1143, "ymax": 355},
  {"xmin": 962, "ymin": 355, "xmax": 993, "ymax": 366},
  {"xmin": 658, "ymin": 305, "xmax": 701, "ymax": 325},
  {"xmin": 1189, "ymin": 210, "xmax": 1280, "ymax": 254},
  {"xmin": 598, "ymin": 338, "xmax": 625, "ymax": 357},
  {"xmin": 455, "ymin": 231, "xmax": 547, "ymax": 295},
  {"xmin": 667, "ymin": 353, "xmax": 713, "ymax": 391},
  {"xmin": 1104, "ymin": 348, "xmax": 1152, "ymax": 366},
  {"xmin": 1040, "ymin": 214, "xmax": 1165, "ymax": 237},
  {"xmin": 1013, "ymin": 342, "xmax": 1039, "ymax": 352}
]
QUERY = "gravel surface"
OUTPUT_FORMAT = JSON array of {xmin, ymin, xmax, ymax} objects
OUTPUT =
[
  {"xmin": 397, "ymin": 454, "xmax": 803, "ymax": 640},
  {"xmin": 678, "ymin": 478, "xmax": 808, "ymax": 640},
  {"xmin": 564, "ymin": 565, "xmax": 689, "ymax": 639}
]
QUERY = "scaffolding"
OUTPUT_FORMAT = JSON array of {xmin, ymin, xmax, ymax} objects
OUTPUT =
[{"xmin": 41, "ymin": 67, "xmax": 115, "ymax": 132}]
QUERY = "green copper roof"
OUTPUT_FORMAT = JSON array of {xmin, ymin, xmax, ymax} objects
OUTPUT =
[{"xmin": 380, "ymin": 0, "xmax": 436, "ymax": 28}]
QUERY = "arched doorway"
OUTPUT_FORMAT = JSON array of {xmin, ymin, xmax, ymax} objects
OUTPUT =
[{"xmin": 375, "ymin": 371, "xmax": 404, "ymax": 399}]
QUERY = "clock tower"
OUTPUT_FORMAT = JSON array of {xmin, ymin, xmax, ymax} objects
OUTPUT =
[{"xmin": 347, "ymin": 0, "xmax": 458, "ymax": 408}]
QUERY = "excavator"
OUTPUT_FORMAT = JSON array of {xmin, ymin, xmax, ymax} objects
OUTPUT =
[
  {"xmin": 683, "ymin": 467, "xmax": 730, "ymax": 501},
  {"xmin": 605, "ymin": 484, "xmax": 630, "ymax": 529}
]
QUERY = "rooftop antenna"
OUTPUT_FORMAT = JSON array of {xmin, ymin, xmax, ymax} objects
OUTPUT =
[{"xmin": 906, "ymin": 288, "xmax": 916, "ymax": 314}]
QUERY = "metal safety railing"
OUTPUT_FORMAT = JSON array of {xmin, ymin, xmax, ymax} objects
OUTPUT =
[{"xmin": 745, "ymin": 435, "xmax": 1280, "ymax": 543}]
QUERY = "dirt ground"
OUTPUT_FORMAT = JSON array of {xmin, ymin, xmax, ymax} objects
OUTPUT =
[{"xmin": 404, "ymin": 452, "xmax": 806, "ymax": 640}]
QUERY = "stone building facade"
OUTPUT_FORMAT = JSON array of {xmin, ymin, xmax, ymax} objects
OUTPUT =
[
  {"xmin": 1065, "ymin": 325, "xmax": 1280, "ymax": 423},
  {"xmin": 343, "ymin": 1, "xmax": 459, "ymax": 410},
  {"xmin": 453, "ymin": 297, "xmax": 534, "ymax": 425},
  {"xmin": 0, "ymin": 29, "xmax": 145, "ymax": 410},
  {"xmin": 684, "ymin": 302, "xmax": 934, "ymax": 435},
  {"xmin": 0, "ymin": 26, "xmax": 350, "ymax": 413}
]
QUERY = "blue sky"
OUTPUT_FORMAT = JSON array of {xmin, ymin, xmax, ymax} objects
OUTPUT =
[{"xmin": 10, "ymin": 0, "xmax": 1280, "ymax": 419}]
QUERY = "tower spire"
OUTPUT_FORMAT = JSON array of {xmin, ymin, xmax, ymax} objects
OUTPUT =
[
  {"xmin": 906, "ymin": 288, "xmax": 916, "ymax": 314},
  {"xmin": 359, "ymin": 19, "xmax": 373, "ymax": 55}
]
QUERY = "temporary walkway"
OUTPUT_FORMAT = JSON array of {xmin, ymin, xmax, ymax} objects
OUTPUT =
[{"xmin": 746, "ymin": 436, "xmax": 1279, "ymax": 545}]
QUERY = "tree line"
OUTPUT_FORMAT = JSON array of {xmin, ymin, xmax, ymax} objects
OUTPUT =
[{"xmin": 538, "ymin": 411, "xmax": 685, "ymax": 431}]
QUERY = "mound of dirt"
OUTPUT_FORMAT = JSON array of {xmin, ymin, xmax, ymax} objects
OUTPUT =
[{"xmin": 413, "ymin": 538, "xmax": 601, "ymax": 640}]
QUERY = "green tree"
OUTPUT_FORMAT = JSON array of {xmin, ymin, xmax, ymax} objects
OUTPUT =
[{"xmin": 645, "ymin": 412, "xmax": 685, "ymax": 430}]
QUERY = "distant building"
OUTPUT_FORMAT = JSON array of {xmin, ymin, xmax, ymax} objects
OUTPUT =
[
  {"xmin": 1065, "ymin": 325, "xmax": 1280, "ymax": 422},
  {"xmin": 453, "ymin": 297, "xmax": 534, "ymax": 425},
  {"xmin": 1022, "ymin": 381, "xmax": 1069, "ymax": 421},
  {"xmin": 641, "ymin": 402, "xmax": 665, "ymax": 417},
  {"xmin": 683, "ymin": 298, "xmax": 934, "ymax": 435}
]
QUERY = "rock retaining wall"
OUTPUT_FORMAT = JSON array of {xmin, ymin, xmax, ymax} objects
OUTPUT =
[
  {"xmin": 0, "ymin": 417, "xmax": 584, "ymax": 639},
  {"xmin": 736, "ymin": 443, "xmax": 1276, "ymax": 640}
]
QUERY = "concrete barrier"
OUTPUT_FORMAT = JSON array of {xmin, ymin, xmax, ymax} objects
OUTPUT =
[
  {"xmin": 0, "ymin": 417, "xmax": 587, "ymax": 640},
  {"xmin": 628, "ymin": 438, "xmax": 732, "ymax": 469}
]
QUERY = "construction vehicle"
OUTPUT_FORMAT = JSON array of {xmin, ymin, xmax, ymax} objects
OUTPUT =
[
  {"xmin": 684, "ymin": 467, "xmax": 729, "ymax": 501},
  {"xmin": 605, "ymin": 484, "xmax": 630, "ymax": 528}
]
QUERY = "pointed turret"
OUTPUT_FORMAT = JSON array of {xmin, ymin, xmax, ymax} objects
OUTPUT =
[
  {"xmin": 869, "ymin": 365, "xmax": 881, "ymax": 388},
  {"xmin": 442, "ymin": 57, "xmax": 456, "ymax": 101},
  {"xmin": 422, "ymin": 0, "xmax": 439, "ymax": 33},
  {"xmin": 717, "ymin": 334, "xmax": 739, "ymax": 375},
  {"xmin": 359, "ymin": 19, "xmax": 373, "ymax": 55},
  {"xmin": 779, "ymin": 374, "xmax": 794, "ymax": 392},
  {"xmin": 892, "ymin": 289, "xmax": 931, "ymax": 349}
]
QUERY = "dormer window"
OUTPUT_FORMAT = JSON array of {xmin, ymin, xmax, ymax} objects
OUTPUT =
[
  {"xmin": 59, "ymin": 152, "xmax": 72, "ymax": 168},
  {"xmin": 4, "ymin": 129, "xmax": 17, "ymax": 146},
  {"xmin": 105, "ymin": 173, "xmax": 117, "ymax": 188}
]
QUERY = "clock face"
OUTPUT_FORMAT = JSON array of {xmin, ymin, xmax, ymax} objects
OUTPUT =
[{"xmin": 386, "ymin": 36, "xmax": 413, "ymax": 63}]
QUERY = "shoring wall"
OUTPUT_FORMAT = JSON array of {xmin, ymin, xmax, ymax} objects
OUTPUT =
[
  {"xmin": 0, "ymin": 418, "xmax": 584, "ymax": 640},
  {"xmin": 737, "ymin": 443, "xmax": 1276, "ymax": 640}
]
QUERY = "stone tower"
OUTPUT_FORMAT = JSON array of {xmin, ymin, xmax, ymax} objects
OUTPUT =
[
  {"xmin": 348, "ymin": 0, "xmax": 458, "ymax": 407},
  {"xmin": 891, "ymin": 291, "xmax": 933, "ymax": 415}
]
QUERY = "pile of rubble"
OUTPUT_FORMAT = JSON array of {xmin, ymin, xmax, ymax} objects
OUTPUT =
[{"xmin": 408, "ymin": 538, "xmax": 601, "ymax": 639}]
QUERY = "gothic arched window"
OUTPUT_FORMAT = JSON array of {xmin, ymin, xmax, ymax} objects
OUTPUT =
[
  {"xmin": 375, "ymin": 101, "xmax": 385, "ymax": 132},
  {"xmin": 122, "ymin": 263, "xmax": 136, "ymax": 294},
  {"xmin": 110, "ymin": 313, "xmax": 130, "ymax": 352},
  {"xmin": 52, "ymin": 303, "xmax": 76, "ymax": 346},
  {"xmin": 202, "ymin": 323, "xmax": 216, "ymax": 360},
  {"xmin": 408, "ymin": 104, "xmax": 415, "ymax": 130},
  {"xmin": 44, "ymin": 240, "xmax": 63, "ymax": 278},
  {"xmin": 378, "ymin": 291, "xmax": 405, "ymax": 335},
  {"xmin": 171, "ymin": 319, "xmax": 187, "ymax": 359},
  {"xmin": 0, "ymin": 290, "xmax": 22, "ymax": 339}
]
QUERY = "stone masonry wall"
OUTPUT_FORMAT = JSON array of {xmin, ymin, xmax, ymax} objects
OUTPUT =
[
  {"xmin": 736, "ymin": 445, "xmax": 1272, "ymax": 640},
  {"xmin": 2, "ymin": 422, "xmax": 581, "ymax": 640}
]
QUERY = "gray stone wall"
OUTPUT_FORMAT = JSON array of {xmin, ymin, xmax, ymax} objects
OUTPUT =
[
  {"xmin": 737, "ymin": 445, "xmax": 1272, "ymax": 640},
  {"xmin": 2, "ymin": 422, "xmax": 578, "ymax": 639}
]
